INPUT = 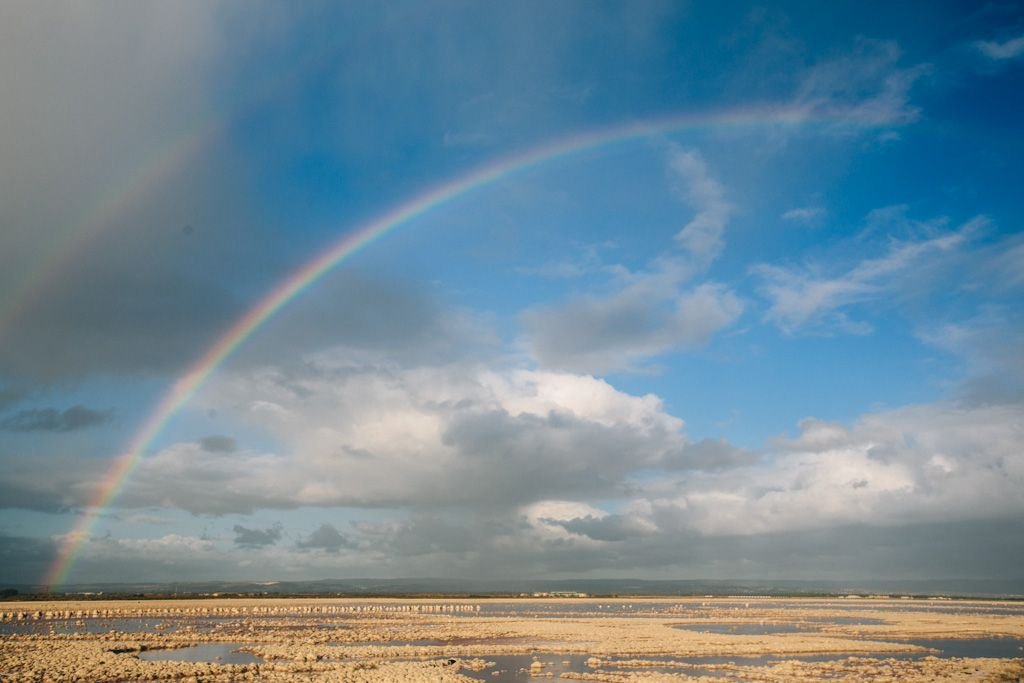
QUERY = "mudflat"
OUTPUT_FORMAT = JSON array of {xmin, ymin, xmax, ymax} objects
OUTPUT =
[{"xmin": 2, "ymin": 597, "xmax": 1023, "ymax": 681}]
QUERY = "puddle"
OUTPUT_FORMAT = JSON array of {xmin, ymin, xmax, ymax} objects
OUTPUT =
[
  {"xmin": 900, "ymin": 637, "xmax": 1024, "ymax": 659},
  {"xmin": 459, "ymin": 654, "xmax": 593, "ymax": 682},
  {"xmin": 0, "ymin": 617, "xmax": 231, "ymax": 636},
  {"xmin": 329, "ymin": 639, "xmax": 445, "ymax": 647},
  {"xmin": 457, "ymin": 639, "xmax": 1024, "ymax": 682},
  {"xmin": 138, "ymin": 643, "xmax": 263, "ymax": 665},
  {"xmin": 453, "ymin": 602, "xmax": 664, "ymax": 618},
  {"xmin": 673, "ymin": 622, "xmax": 811, "ymax": 635},
  {"xmin": 806, "ymin": 615, "xmax": 887, "ymax": 625}
]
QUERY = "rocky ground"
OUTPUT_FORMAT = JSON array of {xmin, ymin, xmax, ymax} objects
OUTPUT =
[{"xmin": 1, "ymin": 597, "xmax": 1022, "ymax": 681}]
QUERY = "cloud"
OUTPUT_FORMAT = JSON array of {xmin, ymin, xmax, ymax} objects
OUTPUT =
[
  {"xmin": 9, "ymin": 358, "xmax": 704, "ymax": 515},
  {"xmin": 55, "ymin": 351, "xmax": 1023, "ymax": 549},
  {"xmin": 298, "ymin": 524, "xmax": 352, "ymax": 553},
  {"xmin": 0, "ymin": 534, "xmax": 56, "ymax": 585},
  {"xmin": 3, "ymin": 390, "xmax": 1022, "ymax": 582},
  {"xmin": 553, "ymin": 513, "xmax": 658, "ymax": 542},
  {"xmin": 0, "ymin": 386, "xmax": 31, "ymax": 412},
  {"xmin": 781, "ymin": 207, "xmax": 825, "ymax": 224},
  {"xmin": 645, "ymin": 400, "xmax": 1024, "ymax": 537},
  {"xmin": 753, "ymin": 212, "xmax": 983, "ymax": 334},
  {"xmin": 0, "ymin": 3, "xmax": 241, "ymax": 383},
  {"xmin": 975, "ymin": 34, "xmax": 1024, "ymax": 61},
  {"xmin": 232, "ymin": 524, "xmax": 282, "ymax": 549},
  {"xmin": 917, "ymin": 310, "xmax": 1024, "ymax": 406},
  {"xmin": 668, "ymin": 146, "xmax": 732, "ymax": 268},
  {"xmin": 521, "ymin": 148, "xmax": 741, "ymax": 374},
  {"xmin": 522, "ymin": 282, "xmax": 743, "ymax": 373},
  {"xmin": 794, "ymin": 38, "xmax": 927, "ymax": 128},
  {"xmin": 0, "ymin": 405, "xmax": 111, "ymax": 433},
  {"xmin": 661, "ymin": 438, "xmax": 758, "ymax": 471},
  {"xmin": 200, "ymin": 435, "xmax": 238, "ymax": 453}
]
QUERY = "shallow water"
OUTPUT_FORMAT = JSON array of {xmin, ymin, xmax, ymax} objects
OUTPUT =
[
  {"xmin": 0, "ymin": 616, "xmax": 231, "ymax": 636},
  {"xmin": 459, "ymin": 654, "xmax": 593, "ymax": 681},
  {"xmin": 901, "ymin": 636, "xmax": 1024, "ymax": 658},
  {"xmin": 131, "ymin": 634, "xmax": 1024, "ymax": 677},
  {"xmin": 138, "ymin": 643, "xmax": 263, "ymax": 665},
  {"xmin": 673, "ymin": 622, "xmax": 811, "ymax": 635},
  {"xmin": 455, "ymin": 639, "xmax": 1024, "ymax": 683}
]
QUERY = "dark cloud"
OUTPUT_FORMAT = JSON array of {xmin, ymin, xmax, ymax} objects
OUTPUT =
[
  {"xmin": 0, "ymin": 386, "xmax": 32, "ymax": 412},
  {"xmin": 0, "ymin": 263, "xmax": 241, "ymax": 382},
  {"xmin": 232, "ymin": 524, "xmax": 282, "ymax": 548},
  {"xmin": 437, "ymin": 408, "xmax": 677, "ymax": 505},
  {"xmin": 200, "ymin": 435, "xmax": 238, "ymax": 453},
  {"xmin": 0, "ymin": 534, "xmax": 57, "ymax": 585},
  {"xmin": 0, "ymin": 479, "xmax": 70, "ymax": 514},
  {"xmin": 0, "ymin": 405, "xmax": 111, "ymax": 433},
  {"xmin": 297, "ymin": 524, "xmax": 353, "ymax": 553}
]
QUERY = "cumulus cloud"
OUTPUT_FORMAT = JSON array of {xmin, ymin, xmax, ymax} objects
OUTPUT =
[
  {"xmin": 101, "ymin": 360, "xmax": 694, "ymax": 514},
  {"xmin": 0, "ymin": 405, "xmax": 111, "ymax": 433},
  {"xmin": 553, "ymin": 513, "xmax": 658, "ymax": 542},
  {"xmin": 4, "ymin": 387, "xmax": 1022, "ymax": 582},
  {"xmin": 975, "ymin": 34, "xmax": 1024, "ymax": 61},
  {"xmin": 232, "ymin": 524, "xmax": 282, "ymax": 548},
  {"xmin": 753, "ymin": 212, "xmax": 983, "ymax": 334},
  {"xmin": 47, "ymin": 348, "xmax": 1020, "ymax": 550},
  {"xmin": 644, "ymin": 400, "xmax": 1024, "ymax": 537}
]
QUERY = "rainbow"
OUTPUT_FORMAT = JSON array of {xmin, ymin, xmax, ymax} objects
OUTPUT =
[{"xmin": 42, "ymin": 103, "xmax": 861, "ymax": 590}]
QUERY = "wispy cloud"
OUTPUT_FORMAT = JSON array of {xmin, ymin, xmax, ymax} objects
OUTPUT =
[
  {"xmin": 753, "ymin": 214, "xmax": 985, "ymax": 334},
  {"xmin": 781, "ymin": 206, "xmax": 825, "ymax": 224},
  {"xmin": 521, "ymin": 147, "xmax": 742, "ymax": 373},
  {"xmin": 668, "ymin": 145, "xmax": 732, "ymax": 268},
  {"xmin": 794, "ymin": 38, "xmax": 928, "ymax": 128},
  {"xmin": 975, "ymin": 34, "xmax": 1024, "ymax": 61}
]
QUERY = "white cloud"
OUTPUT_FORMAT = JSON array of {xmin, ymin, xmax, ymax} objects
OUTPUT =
[
  {"xmin": 753, "ymin": 213, "xmax": 984, "ymax": 334},
  {"xmin": 107, "ymin": 357, "xmax": 696, "ymax": 514},
  {"xmin": 647, "ymin": 400, "xmax": 1024, "ymax": 536},
  {"xmin": 668, "ymin": 146, "xmax": 732, "ymax": 267},
  {"xmin": 781, "ymin": 206, "xmax": 825, "ymax": 224},
  {"xmin": 975, "ymin": 34, "xmax": 1024, "ymax": 61},
  {"xmin": 793, "ymin": 38, "xmax": 927, "ymax": 128}
]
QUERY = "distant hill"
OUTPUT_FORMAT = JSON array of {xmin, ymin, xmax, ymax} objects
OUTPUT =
[{"xmin": 5, "ymin": 577, "xmax": 1024, "ymax": 599}]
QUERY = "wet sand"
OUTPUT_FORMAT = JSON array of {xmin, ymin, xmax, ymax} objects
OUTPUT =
[{"xmin": 1, "ymin": 597, "xmax": 1022, "ymax": 681}]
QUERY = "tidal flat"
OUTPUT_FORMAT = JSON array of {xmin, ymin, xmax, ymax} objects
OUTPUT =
[{"xmin": 2, "ymin": 597, "xmax": 1023, "ymax": 681}]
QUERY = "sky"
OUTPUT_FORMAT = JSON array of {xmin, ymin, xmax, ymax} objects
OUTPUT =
[{"xmin": 1, "ymin": 1, "xmax": 1023, "ymax": 587}]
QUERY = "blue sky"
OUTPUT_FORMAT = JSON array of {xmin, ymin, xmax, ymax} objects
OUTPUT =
[{"xmin": 1, "ymin": 1, "xmax": 1022, "ymax": 586}]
